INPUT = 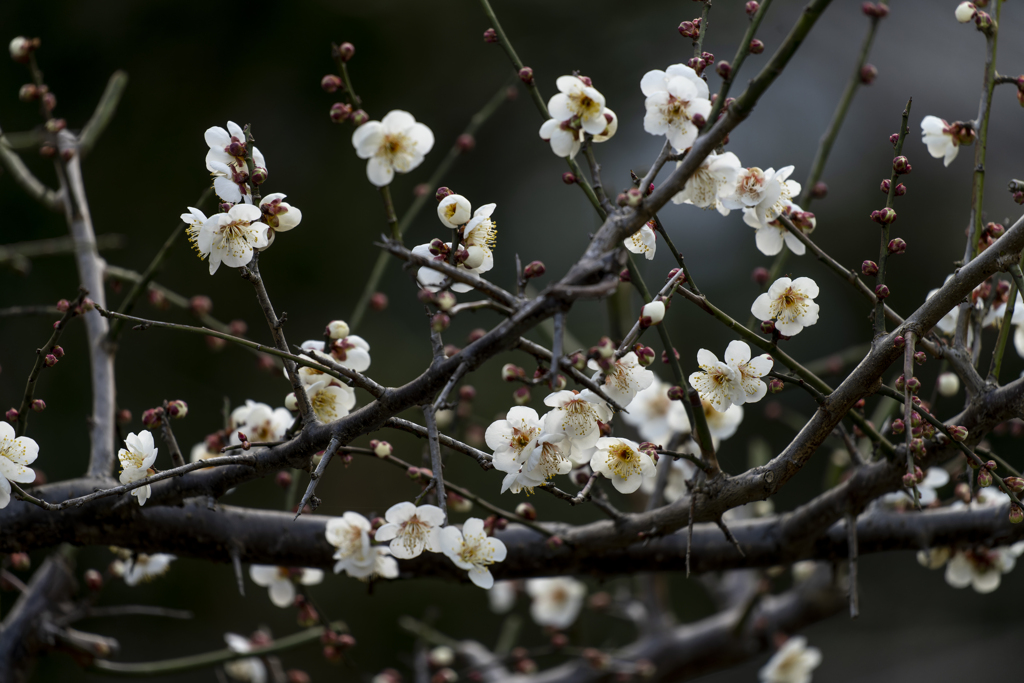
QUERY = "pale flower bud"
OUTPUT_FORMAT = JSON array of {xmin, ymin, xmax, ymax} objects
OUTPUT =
[
  {"xmin": 937, "ymin": 372, "xmax": 960, "ymax": 398},
  {"xmin": 435, "ymin": 291, "xmax": 457, "ymax": 311},
  {"xmin": 285, "ymin": 393, "xmax": 298, "ymax": 411},
  {"xmin": 9, "ymin": 37, "xmax": 33, "ymax": 63},
  {"xmin": 955, "ymin": 2, "xmax": 976, "ymax": 22},
  {"xmin": 437, "ymin": 194, "xmax": 471, "ymax": 228},
  {"xmin": 370, "ymin": 440, "xmax": 393, "ymax": 458},
  {"xmin": 639, "ymin": 301, "xmax": 665, "ymax": 328},
  {"xmin": 326, "ymin": 320, "xmax": 350, "ymax": 339}
]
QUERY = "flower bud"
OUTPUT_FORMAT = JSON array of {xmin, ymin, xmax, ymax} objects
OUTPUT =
[
  {"xmin": 619, "ymin": 268, "xmax": 631, "ymax": 282},
  {"xmin": 746, "ymin": 1, "xmax": 760, "ymax": 16},
  {"xmin": 879, "ymin": 179, "xmax": 891, "ymax": 194},
  {"xmin": 639, "ymin": 301, "xmax": 665, "ymax": 328},
  {"xmin": 29, "ymin": 398, "xmax": 46, "ymax": 413},
  {"xmin": 327, "ymin": 320, "xmax": 351, "ymax": 340},
  {"xmin": 977, "ymin": 468, "xmax": 993, "ymax": 488},
  {"xmin": 887, "ymin": 237, "xmax": 907, "ymax": 255},
  {"xmin": 275, "ymin": 471, "xmax": 293, "ymax": 489},
  {"xmin": 893, "ymin": 156, "xmax": 911, "ymax": 175},
  {"xmin": 811, "ymin": 181, "xmax": 828, "ymax": 199},
  {"xmin": 252, "ymin": 167, "xmax": 269, "ymax": 185},
  {"xmin": 956, "ymin": 2, "xmax": 977, "ymax": 21},
  {"xmin": 9, "ymin": 37, "xmax": 35, "ymax": 63},
  {"xmin": 913, "ymin": 351, "xmax": 926, "ymax": 366},
  {"xmin": 455, "ymin": 133, "xmax": 475, "ymax": 152},
  {"xmin": 5, "ymin": 408, "xmax": 18, "ymax": 423},
  {"xmin": 518, "ymin": 67, "xmax": 534, "ymax": 85},
  {"xmin": 328, "ymin": 102, "xmax": 352, "ymax": 122},
  {"xmin": 936, "ymin": 372, "xmax": 960, "ymax": 398},
  {"xmin": 502, "ymin": 364, "xmax": 523, "ymax": 382},
  {"xmin": 895, "ymin": 374, "xmax": 906, "ymax": 392},
  {"xmin": 321, "ymin": 74, "xmax": 343, "ymax": 93},
  {"xmin": 874, "ymin": 284, "xmax": 890, "ymax": 300},
  {"xmin": 560, "ymin": 171, "xmax": 577, "ymax": 185},
  {"xmin": 18, "ymin": 83, "xmax": 38, "ymax": 102},
  {"xmin": 117, "ymin": 409, "xmax": 132, "ymax": 425},
  {"xmin": 483, "ymin": 28, "xmax": 499, "ymax": 43},
  {"xmin": 906, "ymin": 377, "xmax": 921, "ymax": 394},
  {"xmin": 435, "ymin": 291, "xmax": 457, "ymax": 312},
  {"xmin": 625, "ymin": 188, "xmax": 643, "ymax": 207},
  {"xmin": 44, "ymin": 353, "xmax": 58, "ymax": 367},
  {"xmin": 751, "ymin": 266, "xmax": 769, "ymax": 286},
  {"xmin": 861, "ymin": 260, "xmax": 879, "ymax": 276},
  {"xmin": 859, "ymin": 64, "xmax": 878, "ymax": 85},
  {"xmin": 948, "ymin": 425, "xmax": 968, "ymax": 442},
  {"xmin": 891, "ymin": 418, "xmax": 905, "ymax": 434},
  {"xmin": 760, "ymin": 319, "xmax": 776, "ymax": 335},
  {"xmin": 902, "ymin": 472, "xmax": 917, "ymax": 488},
  {"xmin": 635, "ymin": 345, "xmax": 656, "ymax": 367},
  {"xmin": 167, "ymin": 400, "xmax": 188, "ymax": 418},
  {"xmin": 1010, "ymin": 505, "xmax": 1024, "ymax": 524},
  {"xmin": 285, "ymin": 393, "xmax": 298, "ymax": 412},
  {"xmin": 336, "ymin": 42, "xmax": 356, "ymax": 61},
  {"xmin": 678, "ymin": 21, "xmax": 698, "ymax": 39},
  {"xmin": 350, "ymin": 109, "xmax": 369, "ymax": 126},
  {"xmin": 431, "ymin": 313, "xmax": 450, "ymax": 333},
  {"xmin": 367, "ymin": 292, "xmax": 388, "ymax": 312},
  {"xmin": 1005, "ymin": 477, "xmax": 1024, "ymax": 494},
  {"xmin": 974, "ymin": 9, "xmax": 994, "ymax": 32},
  {"xmin": 715, "ymin": 61, "xmax": 732, "ymax": 79},
  {"xmin": 515, "ymin": 502, "xmax": 537, "ymax": 520},
  {"xmin": 666, "ymin": 385, "xmax": 686, "ymax": 401},
  {"xmin": 524, "ymin": 261, "xmax": 546, "ymax": 279},
  {"xmin": 749, "ymin": 39, "xmax": 765, "ymax": 54},
  {"xmin": 513, "ymin": 387, "xmax": 531, "ymax": 405}
]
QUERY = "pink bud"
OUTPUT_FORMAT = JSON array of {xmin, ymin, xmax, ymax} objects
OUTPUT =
[
  {"xmin": 321, "ymin": 74, "xmax": 343, "ymax": 93},
  {"xmin": 483, "ymin": 28, "xmax": 499, "ymax": 43},
  {"xmin": 518, "ymin": 67, "xmax": 534, "ymax": 85},
  {"xmin": 862, "ymin": 260, "xmax": 879, "ymax": 276},
  {"xmin": 337, "ymin": 42, "xmax": 355, "ymax": 62},
  {"xmin": 859, "ymin": 64, "xmax": 878, "ymax": 85},
  {"xmin": 749, "ymin": 39, "xmax": 765, "ymax": 54}
]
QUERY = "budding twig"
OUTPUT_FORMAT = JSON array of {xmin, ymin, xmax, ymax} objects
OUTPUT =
[
  {"xmin": 159, "ymin": 401, "xmax": 185, "ymax": 468},
  {"xmin": 422, "ymin": 407, "xmax": 448, "ymax": 524},
  {"xmin": 873, "ymin": 97, "xmax": 912, "ymax": 336},
  {"xmin": 703, "ymin": 0, "xmax": 773, "ymax": 131}
]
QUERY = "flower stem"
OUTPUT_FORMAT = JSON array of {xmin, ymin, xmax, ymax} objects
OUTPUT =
[
  {"xmin": 967, "ymin": 0, "xmax": 1004, "ymax": 261},
  {"xmin": 703, "ymin": 0, "xmax": 774, "ymax": 130},
  {"xmin": 332, "ymin": 43, "xmax": 361, "ymax": 107},
  {"xmin": 693, "ymin": 2, "xmax": 712, "ymax": 58},
  {"xmin": 872, "ymin": 97, "xmax": 912, "ymax": 336},
  {"xmin": 379, "ymin": 185, "xmax": 399, "ymax": 240}
]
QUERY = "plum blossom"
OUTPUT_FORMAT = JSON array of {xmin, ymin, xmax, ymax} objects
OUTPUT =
[
  {"xmin": 204, "ymin": 121, "xmax": 266, "ymax": 204},
  {"xmin": 118, "ymin": 430, "xmax": 158, "ymax": 506},
  {"xmin": 497, "ymin": 432, "xmax": 573, "ymax": 494},
  {"xmin": 588, "ymin": 351, "xmax": 655, "ymax": 408},
  {"xmin": 548, "ymin": 76, "xmax": 609, "ymax": 136},
  {"xmin": 489, "ymin": 580, "xmax": 517, "ymax": 613},
  {"xmin": 689, "ymin": 341, "xmax": 773, "ymax": 412},
  {"xmin": 526, "ymin": 577, "xmax": 587, "ymax": 629},
  {"xmin": 440, "ymin": 517, "xmax": 507, "ymax": 589},
  {"xmin": 758, "ymin": 635, "xmax": 822, "ymax": 683},
  {"xmin": 230, "ymin": 400, "xmax": 294, "ymax": 444},
  {"xmin": 248, "ymin": 565, "xmax": 324, "ymax": 608},
  {"xmin": 590, "ymin": 437, "xmax": 656, "ymax": 494},
  {"xmin": 196, "ymin": 203, "xmax": 270, "ymax": 275},
  {"xmin": 0, "ymin": 421, "xmax": 38, "ymax": 509},
  {"xmin": 352, "ymin": 110, "xmax": 434, "ymax": 187},
  {"xmin": 123, "ymin": 553, "xmax": 176, "ymax": 586},
  {"xmin": 671, "ymin": 151, "xmax": 741, "ymax": 210},
  {"xmin": 743, "ymin": 203, "xmax": 815, "ymax": 257},
  {"xmin": 181, "ymin": 206, "xmax": 208, "ymax": 257},
  {"xmin": 751, "ymin": 277, "xmax": 820, "ymax": 336},
  {"xmin": 926, "ymin": 277, "xmax": 960, "ymax": 335},
  {"xmin": 749, "ymin": 166, "xmax": 800, "ymax": 228},
  {"xmin": 719, "ymin": 166, "xmax": 769, "ymax": 215},
  {"xmin": 486, "ymin": 407, "xmax": 545, "ymax": 471},
  {"xmin": 593, "ymin": 108, "xmax": 618, "ymax": 142},
  {"xmin": 328, "ymin": 334, "xmax": 372, "ymax": 373},
  {"xmin": 374, "ymin": 502, "xmax": 445, "ymax": 559},
  {"xmin": 539, "ymin": 119, "xmax": 581, "ymax": 159},
  {"xmin": 641, "ymin": 64, "xmax": 712, "ymax": 151},
  {"xmin": 259, "ymin": 193, "xmax": 302, "ymax": 243},
  {"xmin": 620, "ymin": 377, "xmax": 690, "ymax": 445},
  {"xmin": 921, "ymin": 115, "xmax": 962, "ymax": 167},
  {"xmin": 224, "ymin": 633, "xmax": 267, "ymax": 683},
  {"xmin": 413, "ymin": 204, "xmax": 497, "ymax": 294},
  {"xmin": 543, "ymin": 390, "xmax": 613, "ymax": 452},
  {"xmin": 289, "ymin": 379, "xmax": 356, "ymax": 423},
  {"xmin": 438, "ymin": 194, "xmax": 472, "ymax": 229},
  {"xmin": 943, "ymin": 543, "xmax": 1024, "ymax": 593},
  {"xmin": 326, "ymin": 512, "xmax": 377, "ymax": 578},
  {"xmin": 624, "ymin": 221, "xmax": 657, "ymax": 260}
]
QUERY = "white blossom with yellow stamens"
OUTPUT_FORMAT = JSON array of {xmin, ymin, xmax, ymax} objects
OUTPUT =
[
  {"xmin": 118, "ymin": 430, "xmax": 158, "ymax": 506},
  {"xmin": 590, "ymin": 437, "xmax": 656, "ymax": 494},
  {"xmin": 542, "ymin": 390, "xmax": 613, "ymax": 452},
  {"xmin": 248, "ymin": 565, "xmax": 323, "ymax": 608},
  {"xmin": 196, "ymin": 203, "xmax": 269, "ymax": 275},
  {"xmin": 0, "ymin": 421, "xmax": 38, "ymax": 509},
  {"xmin": 352, "ymin": 110, "xmax": 434, "ymax": 187},
  {"xmin": 440, "ymin": 517, "xmax": 507, "ymax": 589},
  {"xmin": 498, "ymin": 432, "xmax": 573, "ymax": 494},
  {"xmin": 588, "ymin": 351, "xmax": 655, "ymax": 408},
  {"xmin": 287, "ymin": 379, "xmax": 356, "ymax": 423},
  {"xmin": 374, "ymin": 502, "xmax": 445, "ymax": 559},
  {"xmin": 624, "ymin": 221, "xmax": 657, "ymax": 260},
  {"xmin": 751, "ymin": 277, "xmax": 820, "ymax": 336},
  {"xmin": 485, "ymin": 407, "xmax": 545, "ymax": 472},
  {"xmin": 671, "ymin": 151, "xmax": 741, "ymax": 210}
]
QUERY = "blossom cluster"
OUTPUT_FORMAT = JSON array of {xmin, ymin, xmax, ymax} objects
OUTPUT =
[
  {"xmin": 412, "ymin": 192, "xmax": 498, "ymax": 292},
  {"xmin": 538, "ymin": 75, "xmax": 617, "ymax": 159}
]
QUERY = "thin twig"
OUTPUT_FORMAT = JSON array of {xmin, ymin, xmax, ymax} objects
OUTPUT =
[
  {"xmin": 78, "ymin": 70, "xmax": 129, "ymax": 157},
  {"xmin": 846, "ymin": 511, "xmax": 859, "ymax": 619},
  {"xmin": 295, "ymin": 436, "xmax": 342, "ymax": 517},
  {"xmin": 423, "ymin": 407, "xmax": 448, "ymax": 524},
  {"xmin": 873, "ymin": 97, "xmax": 912, "ymax": 336}
]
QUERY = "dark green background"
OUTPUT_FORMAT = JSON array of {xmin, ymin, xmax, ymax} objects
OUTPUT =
[{"xmin": 1, "ymin": 0, "xmax": 1023, "ymax": 680}]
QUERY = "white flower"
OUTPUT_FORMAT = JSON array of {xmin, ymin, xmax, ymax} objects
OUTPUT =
[
  {"xmin": 294, "ymin": 379, "xmax": 356, "ymax": 423},
  {"xmin": 230, "ymin": 400, "xmax": 294, "ymax": 444},
  {"xmin": 328, "ymin": 334, "xmax": 372, "ymax": 373},
  {"xmin": 926, "ymin": 277, "xmax": 960, "ymax": 335},
  {"xmin": 181, "ymin": 206, "xmax": 208, "ymax": 257},
  {"xmin": 489, "ymin": 580, "xmax": 517, "ymax": 613},
  {"xmin": 526, "ymin": 577, "xmax": 587, "ymax": 629},
  {"xmin": 548, "ymin": 76, "xmax": 609, "ymax": 136},
  {"xmin": 259, "ymin": 193, "xmax": 302, "ymax": 241},
  {"xmin": 539, "ymin": 118, "xmax": 581, "ymax": 159},
  {"xmin": 944, "ymin": 543, "xmax": 1024, "ymax": 593},
  {"xmin": 486, "ymin": 407, "xmax": 545, "ymax": 471},
  {"xmin": 593, "ymin": 108, "xmax": 618, "ymax": 142},
  {"xmin": 366, "ymin": 547, "xmax": 400, "ymax": 581},
  {"xmin": 588, "ymin": 351, "xmax": 655, "ymax": 408},
  {"xmin": 590, "ymin": 437, "xmax": 656, "ymax": 494},
  {"xmin": 123, "ymin": 553, "xmax": 175, "ymax": 586},
  {"xmin": 624, "ymin": 221, "xmax": 657, "ymax": 260},
  {"xmin": 118, "ymin": 430, "xmax": 158, "ymax": 506},
  {"xmin": 702, "ymin": 398, "xmax": 744, "ymax": 441},
  {"xmin": 204, "ymin": 121, "xmax": 266, "ymax": 204},
  {"xmin": 374, "ymin": 501, "xmax": 445, "ymax": 559},
  {"xmin": 413, "ymin": 203, "xmax": 497, "ymax": 294},
  {"xmin": 689, "ymin": 341, "xmax": 772, "ymax": 412},
  {"xmin": 758, "ymin": 635, "xmax": 822, "ymax": 683},
  {"xmin": 0, "ymin": 421, "xmax": 38, "ymax": 509},
  {"xmin": 743, "ymin": 202, "xmax": 813, "ymax": 257},
  {"xmin": 543, "ymin": 390, "xmax": 613, "ymax": 453},
  {"xmin": 749, "ymin": 166, "xmax": 801, "ymax": 227},
  {"xmin": 921, "ymin": 115, "xmax": 960, "ymax": 166},
  {"xmin": 498, "ymin": 432, "xmax": 573, "ymax": 494},
  {"xmin": 671, "ymin": 151, "xmax": 741, "ymax": 210},
  {"xmin": 640, "ymin": 301, "xmax": 665, "ymax": 326},
  {"xmin": 641, "ymin": 64, "xmax": 712, "ymax": 151},
  {"xmin": 955, "ymin": 2, "xmax": 977, "ymax": 23},
  {"xmin": 196, "ymin": 203, "xmax": 270, "ymax": 275},
  {"xmin": 326, "ymin": 512, "xmax": 376, "ymax": 577},
  {"xmin": 620, "ymin": 377, "xmax": 690, "ymax": 446},
  {"xmin": 751, "ymin": 277, "xmax": 820, "ymax": 336},
  {"xmin": 224, "ymin": 633, "xmax": 267, "ymax": 683},
  {"xmin": 352, "ymin": 110, "xmax": 434, "ymax": 187},
  {"xmin": 441, "ymin": 517, "xmax": 507, "ymax": 589},
  {"xmin": 719, "ymin": 166, "xmax": 770, "ymax": 214},
  {"xmin": 438, "ymin": 194, "xmax": 472, "ymax": 228},
  {"xmin": 249, "ymin": 565, "xmax": 324, "ymax": 608},
  {"xmin": 937, "ymin": 372, "xmax": 960, "ymax": 397}
]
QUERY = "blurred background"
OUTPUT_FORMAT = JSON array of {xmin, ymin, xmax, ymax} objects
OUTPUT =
[{"xmin": 1, "ymin": 0, "xmax": 1024, "ymax": 680}]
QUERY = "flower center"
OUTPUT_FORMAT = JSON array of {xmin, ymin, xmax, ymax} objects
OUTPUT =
[
  {"xmin": 1, "ymin": 437, "xmax": 27, "ymax": 466},
  {"xmin": 459, "ymin": 536, "xmax": 496, "ymax": 568},
  {"xmin": 509, "ymin": 425, "xmax": 540, "ymax": 455},
  {"xmin": 736, "ymin": 167, "xmax": 766, "ymax": 202},
  {"xmin": 465, "ymin": 219, "xmax": 497, "ymax": 252},
  {"xmin": 561, "ymin": 399, "xmax": 597, "ymax": 437},
  {"xmin": 398, "ymin": 515, "xmax": 430, "ymax": 551},
  {"xmin": 311, "ymin": 388, "xmax": 339, "ymax": 421},
  {"xmin": 606, "ymin": 443, "xmax": 642, "ymax": 479},
  {"xmin": 570, "ymin": 92, "xmax": 602, "ymax": 120},
  {"xmin": 772, "ymin": 287, "xmax": 807, "ymax": 322},
  {"xmin": 379, "ymin": 133, "xmax": 412, "ymax": 162}
]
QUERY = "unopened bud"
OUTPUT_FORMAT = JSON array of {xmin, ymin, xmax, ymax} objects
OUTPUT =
[
  {"xmin": 760, "ymin": 319, "xmax": 776, "ymax": 335},
  {"xmin": 746, "ymin": 1, "xmax": 760, "ymax": 16},
  {"xmin": 891, "ymin": 418, "xmax": 905, "ymax": 434},
  {"xmin": 1010, "ymin": 505, "xmax": 1024, "ymax": 524},
  {"xmin": 31, "ymin": 399, "xmax": 46, "ymax": 412},
  {"xmin": 1005, "ymin": 477, "xmax": 1024, "ymax": 494},
  {"xmin": 337, "ymin": 42, "xmax": 356, "ymax": 61},
  {"xmin": 502, "ymin": 364, "xmax": 524, "ymax": 382},
  {"xmin": 862, "ymin": 260, "xmax": 879, "ymax": 276},
  {"xmin": 350, "ymin": 109, "xmax": 369, "ymax": 126},
  {"xmin": 321, "ymin": 74, "xmax": 343, "ymax": 93},
  {"xmin": 893, "ymin": 156, "xmax": 911, "ymax": 175},
  {"xmin": 977, "ymin": 468, "xmax": 993, "ymax": 488},
  {"xmin": 768, "ymin": 378, "xmax": 785, "ymax": 393},
  {"xmin": 860, "ymin": 64, "xmax": 878, "ymax": 85},
  {"xmin": 948, "ymin": 425, "xmax": 968, "ymax": 442},
  {"xmin": 515, "ymin": 501, "xmax": 536, "ymax": 520},
  {"xmin": 902, "ymin": 472, "xmax": 917, "ymax": 488},
  {"xmin": 435, "ymin": 291, "xmax": 457, "ymax": 312},
  {"xmin": 561, "ymin": 172, "xmax": 576, "ymax": 185},
  {"xmin": 524, "ymin": 261, "xmax": 545, "ymax": 279},
  {"xmin": 5, "ymin": 408, "xmax": 18, "ymax": 423},
  {"xmin": 715, "ymin": 61, "xmax": 732, "ymax": 79},
  {"xmin": 167, "ymin": 400, "xmax": 188, "ymax": 418},
  {"xmin": 888, "ymin": 238, "xmax": 907, "ymax": 255},
  {"xmin": 483, "ymin": 28, "xmax": 499, "ymax": 43},
  {"xmin": 749, "ymin": 39, "xmax": 765, "ymax": 54},
  {"xmin": 874, "ymin": 284, "xmax": 890, "ymax": 300},
  {"xmin": 456, "ymin": 134, "xmax": 475, "ymax": 152},
  {"xmin": 518, "ymin": 67, "xmax": 534, "ymax": 85},
  {"xmin": 371, "ymin": 440, "xmax": 393, "ymax": 458},
  {"xmin": 906, "ymin": 377, "xmax": 921, "ymax": 394},
  {"xmin": 913, "ymin": 351, "xmax": 926, "ymax": 366},
  {"xmin": 431, "ymin": 313, "xmax": 450, "ymax": 333},
  {"xmin": 635, "ymin": 345, "xmax": 656, "ymax": 367},
  {"xmin": 275, "ymin": 471, "xmax": 293, "ymax": 489},
  {"xmin": 44, "ymin": 353, "xmax": 58, "ymax": 367},
  {"xmin": 666, "ymin": 385, "xmax": 686, "ymax": 401},
  {"xmin": 937, "ymin": 372, "xmax": 959, "ymax": 397},
  {"xmin": 639, "ymin": 301, "xmax": 665, "ymax": 328},
  {"xmin": 752, "ymin": 266, "xmax": 769, "ymax": 286},
  {"xmin": 811, "ymin": 181, "xmax": 828, "ymax": 199},
  {"xmin": 625, "ymin": 188, "xmax": 643, "ymax": 207}
]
